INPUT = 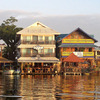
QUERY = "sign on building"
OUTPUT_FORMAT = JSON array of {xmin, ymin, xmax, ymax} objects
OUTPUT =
[
  {"xmin": 33, "ymin": 45, "xmax": 44, "ymax": 50},
  {"xmin": 73, "ymin": 52, "xmax": 83, "ymax": 57}
]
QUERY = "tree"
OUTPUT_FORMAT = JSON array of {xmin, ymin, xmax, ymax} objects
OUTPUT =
[{"xmin": 0, "ymin": 16, "xmax": 23, "ymax": 61}]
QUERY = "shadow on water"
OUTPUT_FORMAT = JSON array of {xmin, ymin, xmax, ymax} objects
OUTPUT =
[{"xmin": 0, "ymin": 73, "xmax": 100, "ymax": 100}]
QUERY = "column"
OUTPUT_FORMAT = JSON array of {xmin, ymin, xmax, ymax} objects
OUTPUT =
[
  {"xmin": 21, "ymin": 62, "xmax": 24, "ymax": 74},
  {"xmin": 41, "ymin": 63, "xmax": 43, "ymax": 73}
]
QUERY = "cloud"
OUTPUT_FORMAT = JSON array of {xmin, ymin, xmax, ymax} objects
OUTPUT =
[
  {"xmin": 0, "ymin": 10, "xmax": 42, "ymax": 23},
  {"xmin": 0, "ymin": 10, "xmax": 100, "ymax": 45}
]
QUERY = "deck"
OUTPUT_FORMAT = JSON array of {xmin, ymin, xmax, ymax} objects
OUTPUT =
[
  {"xmin": 64, "ymin": 67, "xmax": 82, "ymax": 75},
  {"xmin": 64, "ymin": 72, "xmax": 82, "ymax": 75}
]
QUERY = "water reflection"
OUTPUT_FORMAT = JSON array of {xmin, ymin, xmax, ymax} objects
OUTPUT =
[{"xmin": 0, "ymin": 73, "xmax": 100, "ymax": 100}]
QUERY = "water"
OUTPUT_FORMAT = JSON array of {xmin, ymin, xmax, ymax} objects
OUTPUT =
[{"xmin": 0, "ymin": 73, "xmax": 100, "ymax": 100}]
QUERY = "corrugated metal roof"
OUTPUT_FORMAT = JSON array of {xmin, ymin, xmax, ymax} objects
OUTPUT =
[
  {"xmin": 56, "ymin": 34, "xmax": 68, "ymax": 41},
  {"xmin": 59, "ymin": 44, "xmax": 97, "ymax": 47},
  {"xmin": 0, "ymin": 57, "xmax": 13, "ymax": 63},
  {"xmin": 17, "ymin": 22, "xmax": 60, "ymax": 35},
  {"xmin": 18, "ymin": 57, "xmax": 59, "ymax": 63}
]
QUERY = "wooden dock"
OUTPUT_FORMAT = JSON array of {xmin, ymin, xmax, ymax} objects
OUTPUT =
[
  {"xmin": 64, "ymin": 72, "xmax": 82, "ymax": 75},
  {"xmin": 21, "ymin": 72, "xmax": 56, "ymax": 75}
]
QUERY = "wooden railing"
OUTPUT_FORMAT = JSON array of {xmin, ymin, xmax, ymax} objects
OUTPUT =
[
  {"xmin": 21, "ymin": 53, "xmax": 55, "ymax": 57},
  {"xmin": 65, "ymin": 67, "xmax": 81, "ymax": 72},
  {"xmin": 62, "ymin": 52, "xmax": 94, "ymax": 57},
  {"xmin": 21, "ymin": 40, "xmax": 55, "ymax": 44}
]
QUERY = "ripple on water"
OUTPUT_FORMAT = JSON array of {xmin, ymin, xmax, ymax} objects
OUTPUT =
[{"xmin": 0, "ymin": 74, "xmax": 100, "ymax": 100}]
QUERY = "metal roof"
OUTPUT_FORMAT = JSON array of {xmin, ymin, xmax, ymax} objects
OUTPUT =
[
  {"xmin": 59, "ymin": 44, "xmax": 97, "ymax": 47},
  {"xmin": 17, "ymin": 21, "xmax": 61, "ymax": 35},
  {"xmin": 0, "ymin": 57, "xmax": 13, "ymax": 63},
  {"xmin": 18, "ymin": 57, "xmax": 59, "ymax": 63}
]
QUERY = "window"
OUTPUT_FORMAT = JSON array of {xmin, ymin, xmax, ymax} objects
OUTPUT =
[
  {"xmin": 27, "ymin": 36, "xmax": 31, "ymax": 41},
  {"xmin": 22, "ymin": 49, "xmax": 27, "ymax": 54},
  {"xmin": 23, "ymin": 36, "xmax": 31, "ymax": 41},
  {"xmin": 97, "ymin": 51, "xmax": 100, "ymax": 55},
  {"xmin": 89, "ymin": 48, "xmax": 92, "ymax": 52},
  {"xmin": 44, "ymin": 49, "xmax": 48, "ymax": 54},
  {"xmin": 38, "ymin": 49, "xmax": 43, "ymax": 54},
  {"xmin": 45, "ymin": 36, "xmax": 49, "ymax": 41},
  {"xmin": 79, "ymin": 48, "xmax": 85, "ymax": 51},
  {"xmin": 33, "ymin": 36, "xmax": 38, "ymax": 41},
  {"xmin": 38, "ymin": 36, "xmax": 43, "ymax": 41},
  {"xmin": 75, "ymin": 48, "xmax": 78, "ymax": 51},
  {"xmin": 48, "ymin": 49, "xmax": 53, "ymax": 53},
  {"xmin": 23, "ymin": 36, "xmax": 27, "ymax": 41},
  {"xmin": 63, "ymin": 48, "xmax": 67, "ymax": 51},
  {"xmin": 27, "ymin": 49, "xmax": 31, "ymax": 54},
  {"xmin": 49, "ymin": 36, "xmax": 53, "ymax": 41}
]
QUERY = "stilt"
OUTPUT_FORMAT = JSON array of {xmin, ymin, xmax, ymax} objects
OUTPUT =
[{"xmin": 21, "ymin": 63, "xmax": 24, "ymax": 74}]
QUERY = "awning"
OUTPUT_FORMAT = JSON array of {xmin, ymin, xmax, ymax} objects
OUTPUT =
[
  {"xmin": 18, "ymin": 57, "xmax": 59, "ymax": 63},
  {"xmin": 63, "ymin": 53, "xmax": 84, "ymax": 62},
  {"xmin": 0, "ymin": 57, "xmax": 13, "ymax": 63},
  {"xmin": 59, "ymin": 44, "xmax": 97, "ymax": 47}
]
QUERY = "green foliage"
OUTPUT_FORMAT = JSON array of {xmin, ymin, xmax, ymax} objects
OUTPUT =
[{"xmin": 0, "ymin": 16, "xmax": 23, "ymax": 61}]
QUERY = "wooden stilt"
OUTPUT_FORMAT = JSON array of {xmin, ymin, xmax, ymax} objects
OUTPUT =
[
  {"xmin": 21, "ymin": 62, "xmax": 24, "ymax": 74},
  {"xmin": 41, "ymin": 62, "xmax": 43, "ymax": 73}
]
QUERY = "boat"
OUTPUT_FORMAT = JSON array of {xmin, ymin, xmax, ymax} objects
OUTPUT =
[
  {"xmin": 13, "ymin": 69, "xmax": 20, "ymax": 75},
  {"xmin": 2, "ymin": 64, "xmax": 14, "ymax": 75}
]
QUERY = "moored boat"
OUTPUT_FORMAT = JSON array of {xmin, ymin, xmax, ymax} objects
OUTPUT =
[{"xmin": 2, "ymin": 64, "xmax": 14, "ymax": 75}]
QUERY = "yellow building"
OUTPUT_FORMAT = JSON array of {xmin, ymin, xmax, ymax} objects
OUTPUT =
[
  {"xmin": 17, "ymin": 22, "xmax": 61, "ymax": 74},
  {"xmin": 94, "ymin": 47, "xmax": 100, "ymax": 67},
  {"xmin": 56, "ymin": 28, "xmax": 98, "ymax": 74}
]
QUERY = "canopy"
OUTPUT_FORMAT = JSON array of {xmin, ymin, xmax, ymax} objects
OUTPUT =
[
  {"xmin": 0, "ymin": 57, "xmax": 13, "ymax": 63},
  {"xmin": 63, "ymin": 53, "xmax": 84, "ymax": 62},
  {"xmin": 59, "ymin": 44, "xmax": 97, "ymax": 47}
]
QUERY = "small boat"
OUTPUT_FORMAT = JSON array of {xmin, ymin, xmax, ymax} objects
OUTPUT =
[
  {"xmin": 3, "ymin": 70, "xmax": 14, "ymax": 75},
  {"xmin": 0, "ymin": 95, "xmax": 23, "ymax": 98},
  {"xmin": 13, "ymin": 70, "xmax": 20, "ymax": 75},
  {"xmin": 2, "ymin": 64, "xmax": 14, "ymax": 75}
]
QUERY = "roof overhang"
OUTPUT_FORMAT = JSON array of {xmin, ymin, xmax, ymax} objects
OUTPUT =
[{"xmin": 17, "ymin": 57, "xmax": 59, "ymax": 63}]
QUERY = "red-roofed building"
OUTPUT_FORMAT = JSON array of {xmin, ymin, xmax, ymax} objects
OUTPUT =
[{"xmin": 56, "ymin": 28, "xmax": 97, "ymax": 74}]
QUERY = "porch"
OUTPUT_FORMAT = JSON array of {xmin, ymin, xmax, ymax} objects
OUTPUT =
[
  {"xmin": 18, "ymin": 57, "xmax": 60, "ymax": 75},
  {"xmin": 63, "ymin": 53, "xmax": 84, "ymax": 75},
  {"xmin": 63, "ymin": 66, "xmax": 82, "ymax": 75}
]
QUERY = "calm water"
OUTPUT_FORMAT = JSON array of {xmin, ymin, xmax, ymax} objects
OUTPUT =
[{"xmin": 0, "ymin": 73, "xmax": 100, "ymax": 100}]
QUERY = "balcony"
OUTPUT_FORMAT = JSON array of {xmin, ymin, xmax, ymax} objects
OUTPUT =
[
  {"xmin": 21, "ymin": 40, "xmax": 55, "ymax": 44},
  {"xmin": 62, "ymin": 52, "xmax": 94, "ymax": 57},
  {"xmin": 21, "ymin": 53, "xmax": 55, "ymax": 57}
]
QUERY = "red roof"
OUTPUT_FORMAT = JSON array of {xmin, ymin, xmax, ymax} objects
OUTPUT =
[{"xmin": 63, "ymin": 53, "xmax": 84, "ymax": 62}]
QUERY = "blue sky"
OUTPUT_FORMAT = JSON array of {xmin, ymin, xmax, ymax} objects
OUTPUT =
[{"xmin": 0, "ymin": 0, "xmax": 100, "ymax": 45}]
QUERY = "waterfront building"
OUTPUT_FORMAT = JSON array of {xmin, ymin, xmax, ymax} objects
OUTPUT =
[
  {"xmin": 94, "ymin": 47, "xmax": 100, "ymax": 67},
  {"xmin": 0, "ymin": 43, "xmax": 13, "ymax": 72},
  {"xmin": 17, "ymin": 22, "xmax": 61, "ymax": 74},
  {"xmin": 56, "ymin": 28, "xmax": 97, "ymax": 74}
]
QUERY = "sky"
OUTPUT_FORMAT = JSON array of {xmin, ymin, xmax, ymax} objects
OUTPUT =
[{"xmin": 0, "ymin": 0, "xmax": 100, "ymax": 45}]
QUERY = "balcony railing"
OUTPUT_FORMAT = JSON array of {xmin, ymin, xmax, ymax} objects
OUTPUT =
[
  {"xmin": 21, "ymin": 40, "xmax": 55, "ymax": 44},
  {"xmin": 62, "ymin": 52, "xmax": 94, "ymax": 57},
  {"xmin": 21, "ymin": 53, "xmax": 55, "ymax": 57}
]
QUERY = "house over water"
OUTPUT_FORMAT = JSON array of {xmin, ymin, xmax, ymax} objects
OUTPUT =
[
  {"xmin": 57, "ymin": 28, "xmax": 98, "ymax": 74},
  {"xmin": 17, "ymin": 22, "xmax": 61, "ymax": 74}
]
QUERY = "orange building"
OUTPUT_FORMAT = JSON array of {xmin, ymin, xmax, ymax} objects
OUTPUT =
[{"xmin": 57, "ymin": 28, "xmax": 98, "ymax": 70}]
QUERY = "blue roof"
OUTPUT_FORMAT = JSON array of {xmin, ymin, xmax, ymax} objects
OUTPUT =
[
  {"xmin": 59, "ymin": 44, "xmax": 97, "ymax": 47},
  {"xmin": 56, "ymin": 34, "xmax": 68, "ymax": 41}
]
